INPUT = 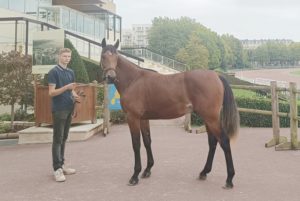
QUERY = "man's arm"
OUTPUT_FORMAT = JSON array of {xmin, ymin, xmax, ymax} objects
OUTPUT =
[{"xmin": 48, "ymin": 83, "xmax": 76, "ymax": 97}]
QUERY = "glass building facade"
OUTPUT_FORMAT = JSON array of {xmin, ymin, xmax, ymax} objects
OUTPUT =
[{"xmin": 0, "ymin": 0, "xmax": 121, "ymax": 61}]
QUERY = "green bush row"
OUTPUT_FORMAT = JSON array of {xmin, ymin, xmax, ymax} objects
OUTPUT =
[
  {"xmin": 0, "ymin": 109, "xmax": 34, "ymax": 122},
  {"xmin": 191, "ymin": 97, "xmax": 296, "ymax": 128}
]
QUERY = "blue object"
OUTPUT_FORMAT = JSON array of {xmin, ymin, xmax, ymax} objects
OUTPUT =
[{"xmin": 108, "ymin": 84, "xmax": 122, "ymax": 110}]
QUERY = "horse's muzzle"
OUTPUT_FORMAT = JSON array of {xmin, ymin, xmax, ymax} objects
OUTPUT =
[{"xmin": 104, "ymin": 75, "xmax": 116, "ymax": 84}]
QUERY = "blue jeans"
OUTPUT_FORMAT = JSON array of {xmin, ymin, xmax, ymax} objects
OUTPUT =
[{"xmin": 52, "ymin": 109, "xmax": 73, "ymax": 171}]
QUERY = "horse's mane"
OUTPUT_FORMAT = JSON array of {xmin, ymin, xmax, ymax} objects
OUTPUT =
[
  {"xmin": 137, "ymin": 66, "xmax": 158, "ymax": 73},
  {"xmin": 117, "ymin": 50, "xmax": 158, "ymax": 73},
  {"xmin": 102, "ymin": 45, "xmax": 158, "ymax": 73}
]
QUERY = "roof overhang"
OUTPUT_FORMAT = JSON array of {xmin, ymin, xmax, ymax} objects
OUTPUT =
[{"xmin": 52, "ymin": 0, "xmax": 120, "ymax": 17}]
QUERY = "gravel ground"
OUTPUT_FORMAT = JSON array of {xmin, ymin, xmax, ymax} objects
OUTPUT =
[{"xmin": 1, "ymin": 120, "xmax": 299, "ymax": 201}]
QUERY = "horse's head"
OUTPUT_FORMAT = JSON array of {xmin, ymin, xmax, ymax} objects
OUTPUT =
[{"xmin": 100, "ymin": 38, "xmax": 119, "ymax": 83}]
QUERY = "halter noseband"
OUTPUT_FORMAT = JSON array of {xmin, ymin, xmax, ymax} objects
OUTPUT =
[{"xmin": 101, "ymin": 64, "xmax": 118, "ymax": 83}]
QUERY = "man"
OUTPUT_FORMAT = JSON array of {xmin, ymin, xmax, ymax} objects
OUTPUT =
[{"xmin": 48, "ymin": 48, "xmax": 79, "ymax": 182}]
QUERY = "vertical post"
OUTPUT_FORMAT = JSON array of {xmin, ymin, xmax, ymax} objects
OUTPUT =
[
  {"xmin": 266, "ymin": 81, "xmax": 287, "ymax": 148},
  {"xmin": 184, "ymin": 113, "xmax": 192, "ymax": 133},
  {"xmin": 25, "ymin": 20, "xmax": 29, "ymax": 55},
  {"xmin": 15, "ymin": 20, "xmax": 18, "ymax": 51},
  {"xmin": 275, "ymin": 83, "xmax": 298, "ymax": 151},
  {"xmin": 33, "ymin": 75, "xmax": 39, "ymax": 126},
  {"xmin": 119, "ymin": 16, "xmax": 122, "ymax": 42},
  {"xmin": 271, "ymin": 81, "xmax": 280, "ymax": 144},
  {"xmin": 289, "ymin": 82, "xmax": 298, "ymax": 149},
  {"xmin": 106, "ymin": 14, "xmax": 109, "ymax": 40},
  {"xmin": 91, "ymin": 81, "xmax": 98, "ymax": 124},
  {"xmin": 103, "ymin": 82, "xmax": 110, "ymax": 136},
  {"xmin": 88, "ymin": 42, "xmax": 91, "ymax": 59}
]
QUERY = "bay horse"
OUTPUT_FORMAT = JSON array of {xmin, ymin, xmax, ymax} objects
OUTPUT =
[{"xmin": 100, "ymin": 38, "xmax": 239, "ymax": 189}]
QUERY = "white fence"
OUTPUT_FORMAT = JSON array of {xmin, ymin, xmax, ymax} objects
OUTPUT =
[{"xmin": 236, "ymin": 76, "xmax": 288, "ymax": 88}]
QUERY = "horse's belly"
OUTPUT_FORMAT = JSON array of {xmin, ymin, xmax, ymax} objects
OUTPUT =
[{"xmin": 141, "ymin": 104, "xmax": 188, "ymax": 120}]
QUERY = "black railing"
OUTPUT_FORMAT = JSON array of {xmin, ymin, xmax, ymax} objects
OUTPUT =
[{"xmin": 121, "ymin": 47, "xmax": 188, "ymax": 72}]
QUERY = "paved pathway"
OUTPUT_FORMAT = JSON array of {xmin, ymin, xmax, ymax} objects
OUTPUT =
[{"xmin": 0, "ymin": 120, "xmax": 300, "ymax": 201}]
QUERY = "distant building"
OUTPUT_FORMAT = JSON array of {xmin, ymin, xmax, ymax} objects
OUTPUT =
[
  {"xmin": 122, "ymin": 24, "xmax": 151, "ymax": 47},
  {"xmin": 241, "ymin": 39, "xmax": 293, "ymax": 49}
]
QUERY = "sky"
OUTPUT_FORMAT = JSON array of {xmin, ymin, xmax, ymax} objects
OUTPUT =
[{"xmin": 114, "ymin": 0, "xmax": 300, "ymax": 42}]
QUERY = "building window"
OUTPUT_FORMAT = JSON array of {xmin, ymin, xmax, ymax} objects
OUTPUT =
[
  {"xmin": 115, "ymin": 17, "xmax": 120, "ymax": 32},
  {"xmin": 109, "ymin": 14, "xmax": 114, "ymax": 30},
  {"xmin": 25, "ymin": 0, "xmax": 38, "ymax": 14},
  {"xmin": 39, "ymin": 0, "xmax": 52, "ymax": 6},
  {"xmin": 0, "ymin": 0, "xmax": 9, "ymax": 8},
  {"xmin": 69, "ymin": 10, "xmax": 76, "ymax": 31},
  {"xmin": 84, "ymin": 17, "xmax": 94, "ymax": 35},
  {"xmin": 10, "ymin": 0, "xmax": 25, "ymax": 12},
  {"xmin": 62, "ymin": 9, "xmax": 69, "ymax": 29},
  {"xmin": 76, "ymin": 14, "xmax": 84, "ymax": 33}
]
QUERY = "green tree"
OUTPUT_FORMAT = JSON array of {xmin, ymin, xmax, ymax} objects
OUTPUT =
[
  {"xmin": 289, "ymin": 42, "xmax": 300, "ymax": 65},
  {"xmin": 0, "ymin": 51, "xmax": 33, "ymax": 129},
  {"xmin": 221, "ymin": 34, "xmax": 247, "ymax": 69},
  {"xmin": 64, "ymin": 39, "xmax": 89, "ymax": 83},
  {"xmin": 148, "ymin": 17, "xmax": 199, "ymax": 58},
  {"xmin": 176, "ymin": 33, "xmax": 209, "ymax": 69}
]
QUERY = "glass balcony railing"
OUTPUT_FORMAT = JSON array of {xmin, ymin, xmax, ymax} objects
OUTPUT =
[{"xmin": 0, "ymin": 17, "xmax": 140, "ymax": 64}]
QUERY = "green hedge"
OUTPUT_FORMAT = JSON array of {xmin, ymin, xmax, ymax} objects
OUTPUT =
[
  {"xmin": 191, "ymin": 97, "xmax": 296, "ymax": 128},
  {"xmin": 65, "ymin": 39, "xmax": 89, "ymax": 83},
  {"xmin": 82, "ymin": 57, "xmax": 103, "ymax": 83},
  {"xmin": 236, "ymin": 97, "xmax": 290, "ymax": 127}
]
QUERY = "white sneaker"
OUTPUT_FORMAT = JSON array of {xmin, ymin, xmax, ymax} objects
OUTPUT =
[
  {"xmin": 62, "ymin": 165, "xmax": 76, "ymax": 175},
  {"xmin": 54, "ymin": 168, "xmax": 66, "ymax": 182}
]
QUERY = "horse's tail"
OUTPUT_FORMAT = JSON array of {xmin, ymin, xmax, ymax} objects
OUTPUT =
[{"xmin": 219, "ymin": 76, "xmax": 240, "ymax": 139}]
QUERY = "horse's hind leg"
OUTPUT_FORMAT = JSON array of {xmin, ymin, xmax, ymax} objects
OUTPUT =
[
  {"xmin": 199, "ymin": 129, "xmax": 218, "ymax": 180},
  {"xmin": 219, "ymin": 129, "xmax": 235, "ymax": 189},
  {"xmin": 127, "ymin": 115, "xmax": 142, "ymax": 186},
  {"xmin": 201, "ymin": 120, "xmax": 235, "ymax": 189},
  {"xmin": 140, "ymin": 120, "xmax": 154, "ymax": 178}
]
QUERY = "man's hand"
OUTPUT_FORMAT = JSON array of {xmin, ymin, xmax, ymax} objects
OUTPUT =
[
  {"xmin": 73, "ymin": 93, "xmax": 81, "ymax": 103},
  {"xmin": 64, "ymin": 83, "xmax": 77, "ymax": 91}
]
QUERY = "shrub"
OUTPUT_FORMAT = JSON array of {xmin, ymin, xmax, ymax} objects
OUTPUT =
[
  {"xmin": 64, "ymin": 39, "xmax": 89, "ymax": 83},
  {"xmin": 0, "ymin": 123, "xmax": 10, "ymax": 133},
  {"xmin": 82, "ymin": 57, "xmax": 103, "ymax": 83},
  {"xmin": 14, "ymin": 109, "xmax": 34, "ymax": 121},
  {"xmin": 0, "ymin": 113, "xmax": 11, "ymax": 121},
  {"xmin": 110, "ymin": 110, "xmax": 126, "ymax": 124},
  {"xmin": 191, "ymin": 96, "xmax": 294, "ymax": 128}
]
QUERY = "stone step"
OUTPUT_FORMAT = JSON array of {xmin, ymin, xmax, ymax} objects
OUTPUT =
[{"xmin": 18, "ymin": 119, "xmax": 103, "ymax": 144}]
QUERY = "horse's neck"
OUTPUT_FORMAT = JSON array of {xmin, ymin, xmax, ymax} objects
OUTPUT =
[{"xmin": 115, "ymin": 56, "xmax": 140, "ymax": 94}]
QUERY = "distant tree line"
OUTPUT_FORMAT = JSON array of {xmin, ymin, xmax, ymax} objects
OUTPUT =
[
  {"xmin": 246, "ymin": 42, "xmax": 300, "ymax": 67},
  {"xmin": 147, "ymin": 17, "xmax": 300, "ymax": 71}
]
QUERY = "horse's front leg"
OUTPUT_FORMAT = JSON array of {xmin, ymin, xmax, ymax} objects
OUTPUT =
[
  {"xmin": 140, "ymin": 120, "xmax": 154, "ymax": 178},
  {"xmin": 127, "ymin": 115, "xmax": 142, "ymax": 186}
]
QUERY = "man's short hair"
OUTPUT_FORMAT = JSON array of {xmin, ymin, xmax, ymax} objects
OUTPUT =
[{"xmin": 59, "ymin": 48, "xmax": 72, "ymax": 55}]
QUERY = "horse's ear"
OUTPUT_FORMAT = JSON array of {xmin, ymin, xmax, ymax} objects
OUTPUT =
[
  {"xmin": 114, "ymin": 39, "xmax": 119, "ymax": 49},
  {"xmin": 101, "ymin": 38, "xmax": 106, "ymax": 47}
]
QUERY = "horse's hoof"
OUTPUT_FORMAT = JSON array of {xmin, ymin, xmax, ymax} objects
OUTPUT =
[
  {"xmin": 128, "ymin": 178, "xmax": 139, "ymax": 186},
  {"xmin": 141, "ymin": 171, "xmax": 151, "ymax": 178},
  {"xmin": 199, "ymin": 174, "xmax": 207, "ymax": 180},
  {"xmin": 222, "ymin": 182, "xmax": 234, "ymax": 189}
]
